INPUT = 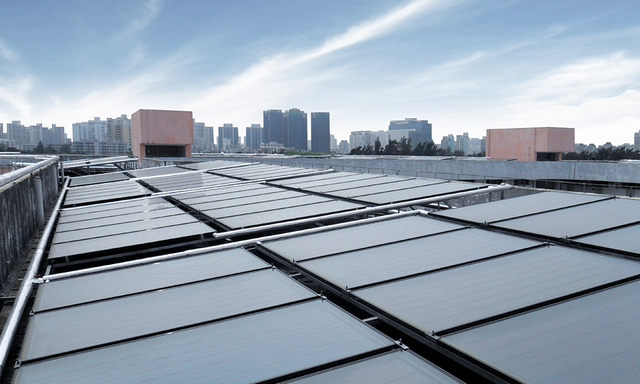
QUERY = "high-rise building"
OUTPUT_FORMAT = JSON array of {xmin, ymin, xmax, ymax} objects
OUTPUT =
[
  {"xmin": 106, "ymin": 115, "xmax": 132, "ymax": 144},
  {"xmin": 456, "ymin": 132, "xmax": 470, "ymax": 155},
  {"xmin": 284, "ymin": 108, "xmax": 307, "ymax": 150},
  {"xmin": 245, "ymin": 124, "xmax": 263, "ymax": 150},
  {"xmin": 311, "ymin": 112, "xmax": 330, "ymax": 153},
  {"xmin": 193, "ymin": 121, "xmax": 214, "ymax": 152},
  {"xmin": 389, "ymin": 118, "xmax": 432, "ymax": 144},
  {"xmin": 339, "ymin": 140, "xmax": 349, "ymax": 154},
  {"xmin": 73, "ymin": 117, "xmax": 108, "ymax": 142},
  {"xmin": 263, "ymin": 110, "xmax": 285, "ymax": 145},
  {"xmin": 218, "ymin": 123, "xmax": 239, "ymax": 151},
  {"xmin": 440, "ymin": 135, "xmax": 455, "ymax": 153},
  {"xmin": 635, "ymin": 130, "xmax": 640, "ymax": 151}
]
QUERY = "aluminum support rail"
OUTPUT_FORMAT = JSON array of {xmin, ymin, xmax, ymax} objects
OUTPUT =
[
  {"xmin": 41, "ymin": 183, "xmax": 512, "ymax": 282},
  {"xmin": 0, "ymin": 178, "xmax": 70, "ymax": 376},
  {"xmin": 0, "ymin": 156, "xmax": 58, "ymax": 189},
  {"xmin": 213, "ymin": 183, "xmax": 513, "ymax": 240}
]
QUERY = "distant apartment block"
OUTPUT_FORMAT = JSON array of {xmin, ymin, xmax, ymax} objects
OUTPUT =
[
  {"xmin": 72, "ymin": 115, "xmax": 131, "ymax": 155},
  {"xmin": 132, "ymin": 109, "xmax": 193, "ymax": 158},
  {"xmin": 6, "ymin": 121, "xmax": 68, "ymax": 151},
  {"xmin": 73, "ymin": 141, "xmax": 130, "ymax": 156},
  {"xmin": 635, "ymin": 130, "xmax": 640, "ymax": 151},
  {"xmin": 245, "ymin": 124, "xmax": 263, "ymax": 150},
  {"xmin": 311, "ymin": 112, "xmax": 330, "ymax": 153},
  {"xmin": 338, "ymin": 140, "xmax": 349, "ymax": 154},
  {"xmin": 218, "ymin": 123, "xmax": 239, "ymax": 151},
  {"xmin": 349, "ymin": 130, "xmax": 388, "ymax": 151},
  {"xmin": 193, "ymin": 121, "xmax": 214, "ymax": 152},
  {"xmin": 389, "ymin": 118, "xmax": 432, "ymax": 145},
  {"xmin": 330, "ymin": 134, "xmax": 338, "ymax": 152},
  {"xmin": 486, "ymin": 127, "xmax": 575, "ymax": 161}
]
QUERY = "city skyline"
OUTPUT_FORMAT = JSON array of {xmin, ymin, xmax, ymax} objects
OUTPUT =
[{"xmin": 1, "ymin": 0, "xmax": 639, "ymax": 145}]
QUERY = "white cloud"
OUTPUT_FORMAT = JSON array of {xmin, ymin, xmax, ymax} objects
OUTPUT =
[
  {"xmin": 115, "ymin": 0, "xmax": 163, "ymax": 40},
  {"xmin": 512, "ymin": 52, "xmax": 640, "ymax": 107},
  {"xmin": 189, "ymin": 0, "xmax": 460, "ymax": 123},
  {"xmin": 0, "ymin": 39, "xmax": 19, "ymax": 62},
  {"xmin": 500, "ymin": 90, "xmax": 640, "ymax": 145}
]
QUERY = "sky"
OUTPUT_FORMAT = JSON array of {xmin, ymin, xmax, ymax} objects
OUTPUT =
[{"xmin": 1, "ymin": 0, "xmax": 639, "ymax": 146}]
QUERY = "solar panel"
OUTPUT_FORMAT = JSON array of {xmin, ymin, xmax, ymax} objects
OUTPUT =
[
  {"xmin": 302, "ymin": 175, "xmax": 424, "ymax": 194},
  {"xmin": 35, "ymin": 248, "xmax": 270, "ymax": 312},
  {"xmin": 172, "ymin": 183, "xmax": 270, "ymax": 202},
  {"xmin": 287, "ymin": 350, "xmax": 462, "ymax": 384},
  {"xmin": 216, "ymin": 200, "xmax": 364, "ymax": 229},
  {"xmin": 52, "ymin": 214, "xmax": 198, "ymax": 244},
  {"xmin": 58, "ymin": 197, "xmax": 169, "ymax": 217},
  {"xmin": 272, "ymin": 171, "xmax": 369, "ymax": 188},
  {"xmin": 48, "ymin": 221, "xmax": 213, "ymax": 261},
  {"xmin": 201, "ymin": 195, "xmax": 329, "ymax": 219},
  {"xmin": 69, "ymin": 172, "xmax": 130, "ymax": 187},
  {"xmin": 178, "ymin": 160, "xmax": 248, "ymax": 170},
  {"xmin": 127, "ymin": 166, "xmax": 190, "ymax": 178},
  {"xmin": 142, "ymin": 172, "xmax": 235, "ymax": 192},
  {"xmin": 261, "ymin": 215, "xmax": 464, "ymax": 262},
  {"xmin": 64, "ymin": 180, "xmax": 150, "ymax": 206},
  {"xmin": 57, "ymin": 200, "xmax": 176, "ymax": 224},
  {"xmin": 56, "ymin": 208, "xmax": 183, "ymax": 232},
  {"xmin": 493, "ymin": 197, "xmax": 640, "ymax": 238},
  {"xmin": 321, "ymin": 178, "xmax": 442, "ymax": 198},
  {"xmin": 348, "ymin": 182, "xmax": 485, "ymax": 205},
  {"xmin": 574, "ymin": 224, "xmax": 640, "ymax": 254},
  {"xmin": 14, "ymin": 301, "xmax": 394, "ymax": 384},
  {"xmin": 184, "ymin": 190, "xmax": 303, "ymax": 211},
  {"xmin": 442, "ymin": 280, "xmax": 640, "ymax": 384},
  {"xmin": 298, "ymin": 228, "xmax": 540, "ymax": 289},
  {"xmin": 431, "ymin": 191, "xmax": 609, "ymax": 224},
  {"xmin": 354, "ymin": 246, "xmax": 640, "ymax": 334},
  {"xmin": 21, "ymin": 269, "xmax": 315, "ymax": 362}
]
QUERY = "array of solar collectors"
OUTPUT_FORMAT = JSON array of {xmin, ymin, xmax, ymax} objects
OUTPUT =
[
  {"xmin": 36, "ymin": 162, "xmax": 640, "ymax": 383},
  {"xmin": 259, "ymin": 209, "xmax": 640, "ymax": 383},
  {"xmin": 271, "ymin": 172, "xmax": 489, "ymax": 205},
  {"xmin": 49, "ymin": 197, "xmax": 214, "ymax": 264},
  {"xmin": 16, "ymin": 248, "xmax": 460, "ymax": 384}
]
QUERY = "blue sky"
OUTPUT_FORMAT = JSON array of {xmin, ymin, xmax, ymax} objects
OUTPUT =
[{"xmin": 1, "ymin": 0, "xmax": 639, "ymax": 145}]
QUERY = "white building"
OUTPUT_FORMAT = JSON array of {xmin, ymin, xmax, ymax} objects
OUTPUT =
[{"xmin": 349, "ymin": 130, "xmax": 388, "ymax": 151}]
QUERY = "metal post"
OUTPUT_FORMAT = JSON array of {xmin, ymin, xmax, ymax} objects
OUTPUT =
[{"xmin": 34, "ymin": 176, "xmax": 45, "ymax": 227}]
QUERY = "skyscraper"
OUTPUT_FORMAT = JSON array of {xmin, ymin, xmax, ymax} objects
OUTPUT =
[
  {"xmin": 245, "ymin": 124, "xmax": 263, "ymax": 150},
  {"xmin": 311, "ymin": 112, "xmax": 330, "ymax": 153},
  {"xmin": 263, "ymin": 110, "xmax": 285, "ymax": 145},
  {"xmin": 284, "ymin": 108, "xmax": 307, "ymax": 150},
  {"xmin": 218, "ymin": 123, "xmax": 239, "ymax": 151}
]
